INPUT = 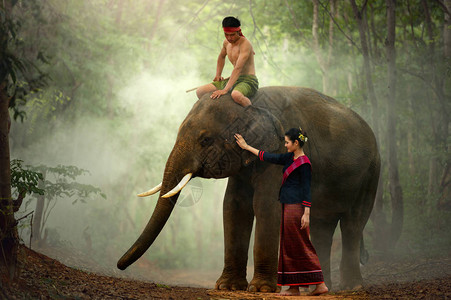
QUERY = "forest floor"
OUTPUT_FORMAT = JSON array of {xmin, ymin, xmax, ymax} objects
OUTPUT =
[{"xmin": 1, "ymin": 244, "xmax": 450, "ymax": 299}]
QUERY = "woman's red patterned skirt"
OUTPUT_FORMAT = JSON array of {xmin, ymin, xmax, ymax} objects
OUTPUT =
[{"xmin": 278, "ymin": 203, "xmax": 324, "ymax": 286}]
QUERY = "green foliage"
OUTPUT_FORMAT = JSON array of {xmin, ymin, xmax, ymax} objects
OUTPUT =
[
  {"xmin": 1, "ymin": 1, "xmax": 50, "ymax": 121},
  {"xmin": 10, "ymin": 159, "xmax": 44, "ymax": 196},
  {"xmin": 28, "ymin": 164, "xmax": 106, "ymax": 205},
  {"xmin": 12, "ymin": 160, "xmax": 106, "ymax": 228}
]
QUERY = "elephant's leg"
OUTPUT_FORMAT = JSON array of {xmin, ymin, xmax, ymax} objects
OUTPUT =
[
  {"xmin": 339, "ymin": 177, "xmax": 378, "ymax": 290},
  {"xmin": 248, "ymin": 165, "xmax": 281, "ymax": 293},
  {"xmin": 339, "ymin": 215, "xmax": 364, "ymax": 290},
  {"xmin": 310, "ymin": 214, "xmax": 339, "ymax": 290},
  {"xmin": 216, "ymin": 174, "xmax": 254, "ymax": 290}
]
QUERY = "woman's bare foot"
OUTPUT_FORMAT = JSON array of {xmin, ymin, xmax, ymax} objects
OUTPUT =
[
  {"xmin": 308, "ymin": 282, "xmax": 329, "ymax": 296},
  {"xmin": 279, "ymin": 286, "xmax": 301, "ymax": 296}
]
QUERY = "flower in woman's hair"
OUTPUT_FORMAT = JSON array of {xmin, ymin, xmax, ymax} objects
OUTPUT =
[
  {"xmin": 298, "ymin": 127, "xmax": 307, "ymax": 142},
  {"xmin": 298, "ymin": 133, "xmax": 307, "ymax": 142}
]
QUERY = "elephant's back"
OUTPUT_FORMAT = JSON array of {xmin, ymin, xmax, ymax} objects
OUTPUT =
[
  {"xmin": 253, "ymin": 86, "xmax": 342, "ymax": 117},
  {"xmin": 252, "ymin": 86, "xmax": 368, "ymax": 139}
]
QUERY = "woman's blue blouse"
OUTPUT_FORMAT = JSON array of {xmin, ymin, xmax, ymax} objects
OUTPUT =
[{"xmin": 258, "ymin": 151, "xmax": 312, "ymax": 207}]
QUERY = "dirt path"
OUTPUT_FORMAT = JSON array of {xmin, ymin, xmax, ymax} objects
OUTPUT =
[{"xmin": 1, "ymin": 245, "xmax": 450, "ymax": 299}]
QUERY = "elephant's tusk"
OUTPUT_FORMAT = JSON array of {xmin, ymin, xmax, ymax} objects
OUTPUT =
[
  {"xmin": 161, "ymin": 173, "xmax": 193, "ymax": 198},
  {"xmin": 137, "ymin": 183, "xmax": 162, "ymax": 197}
]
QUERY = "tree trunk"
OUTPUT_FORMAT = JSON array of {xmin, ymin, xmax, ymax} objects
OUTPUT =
[
  {"xmin": 369, "ymin": 2, "xmax": 382, "ymax": 61},
  {"xmin": 439, "ymin": 0, "xmax": 451, "ymax": 210},
  {"xmin": 32, "ymin": 172, "xmax": 46, "ymax": 247},
  {"xmin": 312, "ymin": 0, "xmax": 329, "ymax": 93},
  {"xmin": 0, "ymin": 80, "xmax": 17, "ymax": 280},
  {"xmin": 386, "ymin": 0, "xmax": 403, "ymax": 249},
  {"xmin": 445, "ymin": 0, "xmax": 451, "ymax": 59},
  {"xmin": 350, "ymin": 0, "xmax": 386, "ymax": 251},
  {"xmin": 327, "ymin": 0, "xmax": 338, "ymax": 95},
  {"xmin": 350, "ymin": 0, "xmax": 379, "ymax": 130},
  {"xmin": 311, "ymin": 0, "xmax": 339, "ymax": 95},
  {"xmin": 115, "ymin": 0, "xmax": 124, "ymax": 26},
  {"xmin": 407, "ymin": 89, "xmax": 416, "ymax": 177},
  {"xmin": 438, "ymin": 163, "xmax": 451, "ymax": 210},
  {"xmin": 422, "ymin": 0, "xmax": 449, "ymax": 206},
  {"xmin": 423, "ymin": 0, "xmax": 439, "ymax": 201},
  {"xmin": 148, "ymin": 0, "xmax": 165, "ymax": 45},
  {"xmin": 0, "ymin": 0, "xmax": 18, "ymax": 281}
]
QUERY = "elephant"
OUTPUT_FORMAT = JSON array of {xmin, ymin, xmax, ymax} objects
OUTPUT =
[{"xmin": 117, "ymin": 86, "xmax": 380, "ymax": 291}]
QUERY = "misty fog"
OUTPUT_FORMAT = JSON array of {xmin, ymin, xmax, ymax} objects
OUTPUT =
[{"xmin": 7, "ymin": 0, "xmax": 450, "ymax": 289}]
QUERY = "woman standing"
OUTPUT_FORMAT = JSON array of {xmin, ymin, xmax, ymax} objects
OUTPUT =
[{"xmin": 234, "ymin": 128, "xmax": 328, "ymax": 296}]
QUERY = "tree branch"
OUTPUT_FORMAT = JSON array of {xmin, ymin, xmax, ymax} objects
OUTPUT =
[
  {"xmin": 16, "ymin": 211, "xmax": 34, "ymax": 222},
  {"xmin": 318, "ymin": 0, "xmax": 361, "ymax": 51},
  {"xmin": 284, "ymin": 0, "xmax": 304, "ymax": 39},
  {"xmin": 435, "ymin": 0, "xmax": 451, "ymax": 16},
  {"xmin": 399, "ymin": 66, "xmax": 447, "ymax": 111},
  {"xmin": 12, "ymin": 191, "xmax": 26, "ymax": 212},
  {"xmin": 249, "ymin": 0, "xmax": 289, "ymax": 78},
  {"xmin": 361, "ymin": 0, "xmax": 369, "ymax": 14}
]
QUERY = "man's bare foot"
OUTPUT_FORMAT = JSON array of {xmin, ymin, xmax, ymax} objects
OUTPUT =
[
  {"xmin": 308, "ymin": 282, "xmax": 329, "ymax": 296},
  {"xmin": 279, "ymin": 286, "xmax": 300, "ymax": 296}
]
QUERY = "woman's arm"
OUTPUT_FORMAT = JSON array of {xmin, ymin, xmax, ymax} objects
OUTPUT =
[
  {"xmin": 234, "ymin": 133, "xmax": 259, "ymax": 155},
  {"xmin": 235, "ymin": 133, "xmax": 289, "ymax": 165},
  {"xmin": 299, "ymin": 164, "xmax": 312, "ymax": 208},
  {"xmin": 300, "ymin": 164, "xmax": 312, "ymax": 230}
]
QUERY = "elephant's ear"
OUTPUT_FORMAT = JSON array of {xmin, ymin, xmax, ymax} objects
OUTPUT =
[{"xmin": 239, "ymin": 106, "xmax": 284, "ymax": 166}]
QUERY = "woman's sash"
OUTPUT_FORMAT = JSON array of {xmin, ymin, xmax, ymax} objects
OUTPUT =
[{"xmin": 282, "ymin": 155, "xmax": 311, "ymax": 185}]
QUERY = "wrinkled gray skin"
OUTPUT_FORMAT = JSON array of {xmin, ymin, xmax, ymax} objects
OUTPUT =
[{"xmin": 117, "ymin": 87, "xmax": 380, "ymax": 291}]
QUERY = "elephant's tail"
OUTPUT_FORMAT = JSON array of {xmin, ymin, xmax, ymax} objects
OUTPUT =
[{"xmin": 360, "ymin": 235, "xmax": 369, "ymax": 265}]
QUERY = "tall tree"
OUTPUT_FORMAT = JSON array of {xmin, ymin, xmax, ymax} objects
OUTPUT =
[
  {"xmin": 446, "ymin": 0, "xmax": 451, "ymax": 59},
  {"xmin": 439, "ymin": 0, "xmax": 451, "ymax": 210},
  {"xmin": 420, "ymin": 0, "xmax": 450, "ymax": 205},
  {"xmin": 0, "ymin": 0, "xmax": 17, "ymax": 280},
  {"xmin": 349, "ymin": 0, "xmax": 379, "ymax": 134},
  {"xmin": 349, "ymin": 0, "xmax": 388, "ymax": 250},
  {"xmin": 385, "ymin": 0, "xmax": 403, "ymax": 248},
  {"xmin": 0, "ymin": 1, "xmax": 49, "ymax": 280},
  {"xmin": 312, "ymin": 0, "xmax": 338, "ymax": 95}
]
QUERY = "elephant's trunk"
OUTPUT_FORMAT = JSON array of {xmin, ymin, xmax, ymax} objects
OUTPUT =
[
  {"xmin": 117, "ymin": 195, "xmax": 178, "ymax": 270},
  {"xmin": 117, "ymin": 154, "xmax": 185, "ymax": 270}
]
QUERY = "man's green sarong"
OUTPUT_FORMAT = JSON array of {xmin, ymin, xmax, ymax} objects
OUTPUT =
[{"xmin": 212, "ymin": 74, "xmax": 259, "ymax": 98}]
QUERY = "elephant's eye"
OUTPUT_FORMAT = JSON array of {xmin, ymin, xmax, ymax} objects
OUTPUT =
[{"xmin": 200, "ymin": 137, "xmax": 214, "ymax": 147}]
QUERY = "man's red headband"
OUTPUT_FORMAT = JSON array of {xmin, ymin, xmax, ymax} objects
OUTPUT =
[{"xmin": 223, "ymin": 26, "xmax": 243, "ymax": 36}]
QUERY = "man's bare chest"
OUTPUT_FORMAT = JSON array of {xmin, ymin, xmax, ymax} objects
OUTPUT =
[{"xmin": 226, "ymin": 44, "xmax": 240, "ymax": 64}]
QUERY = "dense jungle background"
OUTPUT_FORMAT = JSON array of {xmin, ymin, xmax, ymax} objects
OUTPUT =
[{"xmin": 1, "ymin": 0, "xmax": 450, "ymax": 298}]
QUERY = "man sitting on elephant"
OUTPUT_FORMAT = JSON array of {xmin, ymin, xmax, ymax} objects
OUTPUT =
[{"xmin": 196, "ymin": 16, "xmax": 258, "ymax": 107}]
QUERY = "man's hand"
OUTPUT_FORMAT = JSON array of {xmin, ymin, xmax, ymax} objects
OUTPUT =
[
  {"xmin": 211, "ymin": 89, "xmax": 228, "ymax": 99},
  {"xmin": 213, "ymin": 75, "xmax": 224, "ymax": 82}
]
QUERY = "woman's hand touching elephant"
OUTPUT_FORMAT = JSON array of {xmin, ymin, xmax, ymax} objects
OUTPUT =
[
  {"xmin": 235, "ymin": 134, "xmax": 260, "ymax": 156},
  {"xmin": 234, "ymin": 133, "xmax": 248, "ymax": 150}
]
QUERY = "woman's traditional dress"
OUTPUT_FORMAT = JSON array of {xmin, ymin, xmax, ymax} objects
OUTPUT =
[{"xmin": 258, "ymin": 151, "xmax": 324, "ymax": 286}]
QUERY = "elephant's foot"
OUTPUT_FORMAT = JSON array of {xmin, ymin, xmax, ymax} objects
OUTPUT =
[
  {"xmin": 215, "ymin": 274, "xmax": 248, "ymax": 291},
  {"xmin": 247, "ymin": 277, "xmax": 278, "ymax": 293},
  {"xmin": 339, "ymin": 278, "xmax": 363, "ymax": 291},
  {"xmin": 340, "ymin": 264, "xmax": 363, "ymax": 290},
  {"xmin": 339, "ymin": 283, "xmax": 363, "ymax": 291}
]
